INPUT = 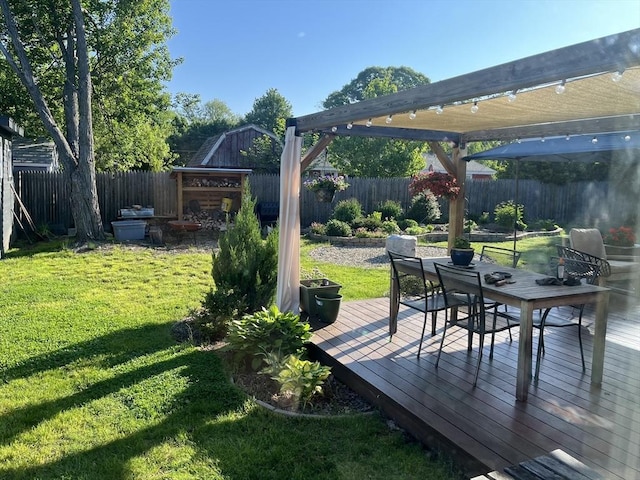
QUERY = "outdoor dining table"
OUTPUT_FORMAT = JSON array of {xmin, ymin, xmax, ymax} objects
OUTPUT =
[{"xmin": 389, "ymin": 257, "xmax": 610, "ymax": 402}]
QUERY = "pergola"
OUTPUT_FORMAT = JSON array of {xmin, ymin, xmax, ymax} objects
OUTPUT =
[{"xmin": 276, "ymin": 28, "xmax": 640, "ymax": 311}]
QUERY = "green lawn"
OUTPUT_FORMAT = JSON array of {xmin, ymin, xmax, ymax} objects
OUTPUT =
[{"xmin": 0, "ymin": 240, "xmax": 461, "ymax": 480}]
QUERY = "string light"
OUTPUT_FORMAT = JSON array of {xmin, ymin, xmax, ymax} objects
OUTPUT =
[
  {"xmin": 565, "ymin": 134, "xmax": 571, "ymax": 140},
  {"xmin": 555, "ymin": 80, "xmax": 566, "ymax": 94},
  {"xmin": 516, "ymin": 138, "xmax": 521, "ymax": 143},
  {"xmin": 331, "ymin": 126, "xmax": 337, "ymax": 133},
  {"xmin": 541, "ymin": 136, "xmax": 545, "ymax": 142},
  {"xmin": 470, "ymin": 101, "xmax": 479, "ymax": 113},
  {"xmin": 365, "ymin": 118, "xmax": 372, "ymax": 127},
  {"xmin": 611, "ymin": 71, "xmax": 624, "ymax": 82},
  {"xmin": 507, "ymin": 91, "xmax": 517, "ymax": 102},
  {"xmin": 346, "ymin": 122, "xmax": 353, "ymax": 130},
  {"xmin": 409, "ymin": 110, "xmax": 417, "ymax": 120},
  {"xmin": 624, "ymin": 135, "xmax": 631, "ymax": 142},
  {"xmin": 385, "ymin": 115, "xmax": 393, "ymax": 124},
  {"xmin": 435, "ymin": 105, "xmax": 443, "ymax": 115},
  {"xmin": 592, "ymin": 136, "xmax": 598, "ymax": 144}
]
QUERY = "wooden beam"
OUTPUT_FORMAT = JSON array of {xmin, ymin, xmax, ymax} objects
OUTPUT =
[
  {"xmin": 428, "ymin": 141, "xmax": 456, "ymax": 176},
  {"xmin": 461, "ymin": 114, "xmax": 640, "ymax": 142},
  {"xmin": 292, "ymin": 29, "xmax": 640, "ymax": 133},
  {"xmin": 320, "ymin": 125, "xmax": 460, "ymax": 143},
  {"xmin": 300, "ymin": 134, "xmax": 335, "ymax": 171},
  {"xmin": 447, "ymin": 147, "xmax": 468, "ymax": 250}
]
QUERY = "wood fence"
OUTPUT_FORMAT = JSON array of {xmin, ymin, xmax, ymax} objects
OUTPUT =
[{"xmin": 14, "ymin": 171, "xmax": 633, "ymax": 235}]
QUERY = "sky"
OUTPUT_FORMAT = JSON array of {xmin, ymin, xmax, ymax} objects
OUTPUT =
[{"xmin": 166, "ymin": 0, "xmax": 640, "ymax": 118}]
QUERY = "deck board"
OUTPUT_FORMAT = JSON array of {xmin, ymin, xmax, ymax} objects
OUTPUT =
[{"xmin": 308, "ymin": 295, "xmax": 640, "ymax": 480}]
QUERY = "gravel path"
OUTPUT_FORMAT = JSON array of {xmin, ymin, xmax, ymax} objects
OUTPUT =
[{"xmin": 308, "ymin": 245, "xmax": 450, "ymax": 268}]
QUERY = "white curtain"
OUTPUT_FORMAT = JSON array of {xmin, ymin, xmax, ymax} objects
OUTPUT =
[{"xmin": 276, "ymin": 126, "xmax": 302, "ymax": 312}]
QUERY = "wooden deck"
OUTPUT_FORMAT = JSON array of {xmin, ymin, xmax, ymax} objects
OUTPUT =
[{"xmin": 308, "ymin": 295, "xmax": 640, "ymax": 480}]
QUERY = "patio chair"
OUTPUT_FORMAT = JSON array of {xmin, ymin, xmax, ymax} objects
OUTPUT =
[
  {"xmin": 388, "ymin": 251, "xmax": 449, "ymax": 358},
  {"xmin": 534, "ymin": 250, "xmax": 602, "ymax": 381},
  {"xmin": 479, "ymin": 245, "xmax": 522, "ymax": 337},
  {"xmin": 569, "ymin": 228, "xmax": 640, "ymax": 294},
  {"xmin": 434, "ymin": 263, "xmax": 520, "ymax": 386}
]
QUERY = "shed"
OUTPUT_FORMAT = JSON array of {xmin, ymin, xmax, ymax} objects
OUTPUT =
[
  {"xmin": 187, "ymin": 124, "xmax": 282, "ymax": 170},
  {"xmin": 0, "ymin": 115, "xmax": 24, "ymax": 258},
  {"xmin": 12, "ymin": 138, "xmax": 59, "ymax": 173}
]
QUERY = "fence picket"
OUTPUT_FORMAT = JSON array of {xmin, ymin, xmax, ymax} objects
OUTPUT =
[{"xmin": 14, "ymin": 171, "xmax": 618, "ymax": 233}]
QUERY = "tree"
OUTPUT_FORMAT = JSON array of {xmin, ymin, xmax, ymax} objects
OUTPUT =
[
  {"xmin": 1, "ymin": 0, "xmax": 178, "ymax": 241},
  {"xmin": 244, "ymin": 88, "xmax": 292, "ymax": 138},
  {"xmin": 324, "ymin": 68, "xmax": 429, "ymax": 177},
  {"xmin": 169, "ymin": 94, "xmax": 240, "ymax": 165},
  {"xmin": 1, "ymin": 0, "xmax": 105, "ymax": 241},
  {"xmin": 323, "ymin": 66, "xmax": 430, "ymax": 109},
  {"xmin": 0, "ymin": 0, "xmax": 178, "ymax": 172}
]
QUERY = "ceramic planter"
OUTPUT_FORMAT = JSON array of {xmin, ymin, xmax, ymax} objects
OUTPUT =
[{"xmin": 450, "ymin": 248, "xmax": 475, "ymax": 266}]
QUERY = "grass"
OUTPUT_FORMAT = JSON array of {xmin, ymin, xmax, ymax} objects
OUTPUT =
[{"xmin": 0, "ymin": 240, "xmax": 462, "ymax": 480}]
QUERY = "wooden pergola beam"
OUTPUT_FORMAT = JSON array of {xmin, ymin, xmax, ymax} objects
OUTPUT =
[
  {"xmin": 300, "ymin": 134, "xmax": 335, "ymax": 171},
  {"xmin": 291, "ymin": 29, "xmax": 640, "ymax": 135}
]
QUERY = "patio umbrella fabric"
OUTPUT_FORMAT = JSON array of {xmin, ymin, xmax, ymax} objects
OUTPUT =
[{"xmin": 463, "ymin": 131, "xmax": 639, "ymax": 162}]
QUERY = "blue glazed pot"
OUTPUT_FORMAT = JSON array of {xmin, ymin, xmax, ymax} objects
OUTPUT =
[{"xmin": 450, "ymin": 248, "xmax": 474, "ymax": 266}]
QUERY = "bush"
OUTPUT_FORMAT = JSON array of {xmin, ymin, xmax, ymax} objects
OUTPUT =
[
  {"xmin": 332, "ymin": 198, "xmax": 363, "ymax": 223},
  {"xmin": 381, "ymin": 220, "xmax": 401, "ymax": 234},
  {"xmin": 352, "ymin": 213, "xmax": 383, "ymax": 232},
  {"xmin": 227, "ymin": 305, "xmax": 311, "ymax": 370},
  {"xmin": 405, "ymin": 192, "xmax": 441, "ymax": 224},
  {"xmin": 193, "ymin": 289, "xmax": 241, "ymax": 341},
  {"xmin": 398, "ymin": 218, "xmax": 418, "ymax": 230},
  {"xmin": 405, "ymin": 225, "xmax": 426, "ymax": 235},
  {"xmin": 377, "ymin": 200, "xmax": 403, "ymax": 221},
  {"xmin": 494, "ymin": 200, "xmax": 527, "ymax": 231},
  {"xmin": 309, "ymin": 222, "xmax": 326, "ymax": 235},
  {"xmin": 262, "ymin": 353, "xmax": 332, "ymax": 409},
  {"xmin": 212, "ymin": 181, "xmax": 278, "ymax": 316},
  {"xmin": 530, "ymin": 219, "xmax": 559, "ymax": 231},
  {"xmin": 325, "ymin": 219, "xmax": 352, "ymax": 237},
  {"xmin": 464, "ymin": 219, "xmax": 478, "ymax": 233}
]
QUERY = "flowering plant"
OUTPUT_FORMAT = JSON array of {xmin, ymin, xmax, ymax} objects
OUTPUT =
[
  {"xmin": 602, "ymin": 226, "xmax": 637, "ymax": 247},
  {"xmin": 303, "ymin": 175, "xmax": 349, "ymax": 192},
  {"xmin": 409, "ymin": 172, "xmax": 460, "ymax": 200}
]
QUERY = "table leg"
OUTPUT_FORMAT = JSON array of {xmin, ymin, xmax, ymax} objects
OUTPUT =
[
  {"xmin": 389, "ymin": 269, "xmax": 398, "ymax": 337},
  {"xmin": 516, "ymin": 301, "xmax": 534, "ymax": 401},
  {"xmin": 591, "ymin": 290, "xmax": 609, "ymax": 385}
]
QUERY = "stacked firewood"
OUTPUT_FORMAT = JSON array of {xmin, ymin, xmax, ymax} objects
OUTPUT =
[
  {"xmin": 183, "ymin": 210, "xmax": 233, "ymax": 230},
  {"xmin": 184, "ymin": 177, "xmax": 241, "ymax": 188}
]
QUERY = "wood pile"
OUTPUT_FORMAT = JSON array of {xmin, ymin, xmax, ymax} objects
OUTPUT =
[
  {"xmin": 183, "ymin": 209, "xmax": 232, "ymax": 230},
  {"xmin": 184, "ymin": 177, "xmax": 241, "ymax": 188}
]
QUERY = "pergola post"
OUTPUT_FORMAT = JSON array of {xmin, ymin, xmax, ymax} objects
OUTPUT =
[{"xmin": 448, "ymin": 145, "xmax": 468, "ymax": 249}]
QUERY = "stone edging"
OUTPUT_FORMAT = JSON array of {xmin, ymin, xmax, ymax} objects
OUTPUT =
[
  {"xmin": 252, "ymin": 398, "xmax": 376, "ymax": 419},
  {"xmin": 307, "ymin": 228, "xmax": 563, "ymax": 246}
]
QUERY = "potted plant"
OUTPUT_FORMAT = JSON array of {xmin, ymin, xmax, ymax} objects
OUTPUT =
[
  {"xmin": 602, "ymin": 226, "xmax": 639, "ymax": 257},
  {"xmin": 300, "ymin": 268, "xmax": 342, "ymax": 320},
  {"xmin": 303, "ymin": 175, "xmax": 350, "ymax": 203},
  {"xmin": 450, "ymin": 235, "xmax": 474, "ymax": 266},
  {"xmin": 300, "ymin": 278, "xmax": 342, "ymax": 320}
]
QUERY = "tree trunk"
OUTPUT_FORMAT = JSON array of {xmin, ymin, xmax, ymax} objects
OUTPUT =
[{"xmin": 0, "ymin": 0, "xmax": 105, "ymax": 243}]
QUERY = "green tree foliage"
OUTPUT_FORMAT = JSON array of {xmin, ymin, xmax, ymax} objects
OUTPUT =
[
  {"xmin": 240, "ymin": 134, "xmax": 283, "ymax": 174},
  {"xmin": 211, "ymin": 181, "xmax": 279, "ymax": 316},
  {"xmin": 168, "ymin": 93, "xmax": 241, "ymax": 166},
  {"xmin": 323, "ymin": 66, "xmax": 430, "ymax": 108},
  {"xmin": 244, "ymin": 88, "xmax": 292, "ymax": 138},
  {"xmin": 0, "ymin": 0, "xmax": 178, "ymax": 172},
  {"xmin": 323, "ymin": 67, "xmax": 429, "ymax": 177}
]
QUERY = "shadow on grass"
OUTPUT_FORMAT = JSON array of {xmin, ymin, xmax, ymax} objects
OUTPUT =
[{"xmin": 2, "ymin": 323, "xmax": 178, "ymax": 382}]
